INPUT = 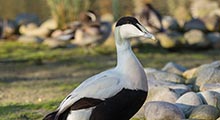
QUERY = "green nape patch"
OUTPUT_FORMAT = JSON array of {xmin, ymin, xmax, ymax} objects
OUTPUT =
[{"xmin": 0, "ymin": 100, "xmax": 59, "ymax": 120}]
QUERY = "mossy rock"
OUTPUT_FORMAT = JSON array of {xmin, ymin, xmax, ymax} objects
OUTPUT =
[{"xmin": 189, "ymin": 105, "xmax": 220, "ymax": 120}]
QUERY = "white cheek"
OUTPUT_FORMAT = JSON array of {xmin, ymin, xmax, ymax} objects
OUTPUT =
[{"xmin": 119, "ymin": 24, "xmax": 143, "ymax": 38}]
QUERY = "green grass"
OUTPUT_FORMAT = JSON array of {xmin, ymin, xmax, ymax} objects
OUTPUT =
[{"xmin": 0, "ymin": 41, "xmax": 220, "ymax": 119}]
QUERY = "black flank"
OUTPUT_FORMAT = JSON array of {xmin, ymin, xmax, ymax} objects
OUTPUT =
[
  {"xmin": 71, "ymin": 97, "xmax": 104, "ymax": 110},
  {"xmin": 90, "ymin": 88, "xmax": 148, "ymax": 120},
  {"xmin": 43, "ymin": 89, "xmax": 147, "ymax": 120}
]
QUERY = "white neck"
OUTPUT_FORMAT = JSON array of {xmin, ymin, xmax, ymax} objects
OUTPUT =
[{"xmin": 114, "ymin": 27, "xmax": 148, "ymax": 91}]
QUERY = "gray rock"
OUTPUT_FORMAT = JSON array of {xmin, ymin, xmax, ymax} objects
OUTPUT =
[
  {"xmin": 196, "ymin": 61, "xmax": 220, "ymax": 88},
  {"xmin": 156, "ymin": 32, "xmax": 183, "ymax": 49},
  {"xmin": 18, "ymin": 23, "xmax": 38, "ymax": 34},
  {"xmin": 200, "ymin": 83, "xmax": 220, "ymax": 92},
  {"xmin": 1, "ymin": 20, "xmax": 17, "ymax": 39},
  {"xmin": 147, "ymin": 86, "xmax": 179, "ymax": 103},
  {"xmin": 132, "ymin": 105, "xmax": 145, "ymax": 120},
  {"xmin": 40, "ymin": 19, "xmax": 57, "ymax": 30},
  {"xmin": 18, "ymin": 35, "xmax": 43, "ymax": 44},
  {"xmin": 173, "ymin": 6, "xmax": 192, "ymax": 27},
  {"xmin": 206, "ymin": 32, "xmax": 220, "ymax": 49},
  {"xmin": 176, "ymin": 92, "xmax": 203, "ymax": 117},
  {"xmin": 184, "ymin": 30, "xmax": 211, "ymax": 48},
  {"xmin": 189, "ymin": 105, "xmax": 220, "ymax": 120},
  {"xmin": 182, "ymin": 67, "xmax": 198, "ymax": 84},
  {"xmin": 191, "ymin": 0, "xmax": 219, "ymax": 18},
  {"xmin": 202, "ymin": 15, "xmax": 220, "ymax": 32},
  {"xmin": 175, "ymin": 103, "xmax": 195, "ymax": 118},
  {"xmin": 197, "ymin": 91, "xmax": 220, "ymax": 110},
  {"xmin": 19, "ymin": 25, "xmax": 51, "ymax": 38},
  {"xmin": 43, "ymin": 38, "xmax": 68, "ymax": 48},
  {"xmin": 148, "ymin": 79, "xmax": 190, "ymax": 97},
  {"xmin": 176, "ymin": 92, "xmax": 203, "ymax": 106},
  {"xmin": 162, "ymin": 62, "xmax": 187, "ymax": 75},
  {"xmin": 144, "ymin": 101, "xmax": 185, "ymax": 120},
  {"xmin": 162, "ymin": 16, "xmax": 180, "ymax": 31},
  {"xmin": 184, "ymin": 19, "xmax": 207, "ymax": 32},
  {"xmin": 134, "ymin": 83, "xmax": 188, "ymax": 120},
  {"xmin": 134, "ymin": 78, "xmax": 189, "ymax": 119},
  {"xmin": 145, "ymin": 68, "xmax": 185, "ymax": 84}
]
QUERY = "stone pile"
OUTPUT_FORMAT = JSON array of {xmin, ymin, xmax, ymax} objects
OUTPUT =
[
  {"xmin": 156, "ymin": 0, "xmax": 220, "ymax": 50},
  {"xmin": 0, "ymin": 13, "xmax": 111, "ymax": 49},
  {"xmin": 0, "ymin": 0, "xmax": 220, "ymax": 50},
  {"xmin": 133, "ymin": 61, "xmax": 220, "ymax": 120}
]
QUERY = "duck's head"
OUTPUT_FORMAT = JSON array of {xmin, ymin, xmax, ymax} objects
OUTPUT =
[{"xmin": 115, "ymin": 16, "xmax": 156, "ymax": 41}]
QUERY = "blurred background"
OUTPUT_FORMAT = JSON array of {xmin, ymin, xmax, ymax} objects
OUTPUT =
[
  {"xmin": 0, "ymin": 0, "xmax": 220, "ymax": 49},
  {"xmin": 0, "ymin": 0, "xmax": 220, "ymax": 120}
]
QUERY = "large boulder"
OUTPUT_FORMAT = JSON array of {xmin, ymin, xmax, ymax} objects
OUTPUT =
[
  {"xmin": 189, "ymin": 105, "xmax": 220, "ymax": 120},
  {"xmin": 184, "ymin": 19, "xmax": 207, "ymax": 32},
  {"xmin": 144, "ymin": 101, "xmax": 185, "ymax": 120},
  {"xmin": 191, "ymin": 0, "xmax": 219, "ymax": 18},
  {"xmin": 196, "ymin": 61, "xmax": 220, "ymax": 88},
  {"xmin": 184, "ymin": 30, "xmax": 211, "ymax": 48},
  {"xmin": 162, "ymin": 62, "xmax": 187, "ymax": 75},
  {"xmin": 145, "ymin": 68, "xmax": 185, "ymax": 84}
]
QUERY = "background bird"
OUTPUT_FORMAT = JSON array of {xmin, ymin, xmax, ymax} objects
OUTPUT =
[
  {"xmin": 138, "ymin": 3, "xmax": 164, "ymax": 33},
  {"xmin": 71, "ymin": 10, "xmax": 112, "ymax": 53}
]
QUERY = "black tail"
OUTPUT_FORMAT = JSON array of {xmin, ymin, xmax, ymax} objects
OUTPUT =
[{"xmin": 43, "ymin": 111, "xmax": 58, "ymax": 120}]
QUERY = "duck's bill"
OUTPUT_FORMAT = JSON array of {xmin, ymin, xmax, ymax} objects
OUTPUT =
[
  {"xmin": 136, "ymin": 23, "xmax": 157, "ymax": 41},
  {"xmin": 144, "ymin": 32, "xmax": 156, "ymax": 41}
]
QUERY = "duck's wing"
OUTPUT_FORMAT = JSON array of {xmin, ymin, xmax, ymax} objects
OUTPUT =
[{"xmin": 57, "ymin": 72, "xmax": 123, "ymax": 117}]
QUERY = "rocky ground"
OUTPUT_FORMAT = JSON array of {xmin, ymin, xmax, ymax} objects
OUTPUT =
[
  {"xmin": 133, "ymin": 61, "xmax": 220, "ymax": 120},
  {"xmin": 0, "ymin": 42, "xmax": 220, "ymax": 119}
]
